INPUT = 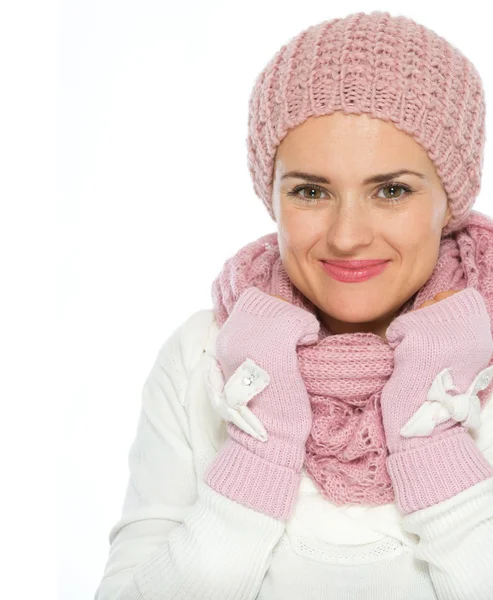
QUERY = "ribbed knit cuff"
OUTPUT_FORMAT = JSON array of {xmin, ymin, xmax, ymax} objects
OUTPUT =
[
  {"xmin": 236, "ymin": 287, "xmax": 320, "ymax": 342},
  {"xmin": 387, "ymin": 429, "xmax": 493, "ymax": 514},
  {"xmin": 204, "ymin": 437, "xmax": 301, "ymax": 521},
  {"xmin": 387, "ymin": 287, "xmax": 486, "ymax": 342}
]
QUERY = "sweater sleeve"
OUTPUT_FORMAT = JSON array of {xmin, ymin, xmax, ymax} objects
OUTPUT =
[
  {"xmin": 401, "ymin": 413, "xmax": 493, "ymax": 600},
  {"xmin": 93, "ymin": 310, "xmax": 285, "ymax": 600}
]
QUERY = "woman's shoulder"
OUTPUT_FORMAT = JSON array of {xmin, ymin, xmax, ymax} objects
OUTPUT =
[
  {"xmin": 138, "ymin": 308, "xmax": 219, "ymax": 434},
  {"xmin": 152, "ymin": 308, "xmax": 218, "ymax": 386}
]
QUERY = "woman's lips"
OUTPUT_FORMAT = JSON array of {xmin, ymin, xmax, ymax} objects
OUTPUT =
[
  {"xmin": 320, "ymin": 260, "xmax": 390, "ymax": 282},
  {"xmin": 324, "ymin": 259, "xmax": 388, "ymax": 268}
]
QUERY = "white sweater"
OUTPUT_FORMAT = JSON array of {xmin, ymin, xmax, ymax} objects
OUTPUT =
[{"xmin": 94, "ymin": 308, "xmax": 493, "ymax": 600}]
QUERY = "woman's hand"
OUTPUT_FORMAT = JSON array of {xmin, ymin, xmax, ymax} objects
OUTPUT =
[
  {"xmin": 204, "ymin": 286, "xmax": 320, "ymax": 519},
  {"xmin": 382, "ymin": 286, "xmax": 493, "ymax": 450},
  {"xmin": 411, "ymin": 289, "xmax": 462, "ymax": 312},
  {"xmin": 214, "ymin": 286, "xmax": 320, "ymax": 453},
  {"xmin": 380, "ymin": 286, "xmax": 493, "ymax": 513}
]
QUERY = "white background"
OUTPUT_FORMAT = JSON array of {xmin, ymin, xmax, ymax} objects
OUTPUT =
[{"xmin": 5, "ymin": 1, "xmax": 487, "ymax": 599}]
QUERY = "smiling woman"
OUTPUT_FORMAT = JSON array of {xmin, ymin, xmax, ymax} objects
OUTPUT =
[
  {"xmin": 94, "ymin": 10, "xmax": 493, "ymax": 600},
  {"xmin": 270, "ymin": 111, "xmax": 452, "ymax": 338}
]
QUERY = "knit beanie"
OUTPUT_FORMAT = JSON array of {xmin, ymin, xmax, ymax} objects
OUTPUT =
[{"xmin": 246, "ymin": 10, "xmax": 486, "ymax": 237}]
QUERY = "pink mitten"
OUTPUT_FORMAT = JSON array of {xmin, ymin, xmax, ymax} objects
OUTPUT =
[
  {"xmin": 204, "ymin": 286, "xmax": 320, "ymax": 520},
  {"xmin": 381, "ymin": 287, "xmax": 493, "ymax": 513}
]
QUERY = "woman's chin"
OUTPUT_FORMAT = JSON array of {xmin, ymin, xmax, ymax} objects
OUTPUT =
[{"xmin": 317, "ymin": 306, "xmax": 392, "ymax": 335}]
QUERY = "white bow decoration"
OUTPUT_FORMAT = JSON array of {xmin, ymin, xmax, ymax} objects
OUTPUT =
[
  {"xmin": 399, "ymin": 364, "xmax": 493, "ymax": 438},
  {"xmin": 205, "ymin": 354, "xmax": 270, "ymax": 442}
]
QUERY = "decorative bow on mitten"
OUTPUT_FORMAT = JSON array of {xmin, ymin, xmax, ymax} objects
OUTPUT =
[
  {"xmin": 381, "ymin": 287, "xmax": 493, "ymax": 514},
  {"xmin": 206, "ymin": 355, "xmax": 271, "ymax": 442}
]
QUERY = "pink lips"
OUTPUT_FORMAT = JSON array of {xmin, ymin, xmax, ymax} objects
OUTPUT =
[
  {"xmin": 321, "ymin": 260, "xmax": 390, "ymax": 282},
  {"xmin": 324, "ymin": 259, "xmax": 388, "ymax": 268}
]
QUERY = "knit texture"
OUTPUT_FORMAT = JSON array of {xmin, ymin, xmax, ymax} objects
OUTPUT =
[
  {"xmin": 210, "ymin": 209, "xmax": 493, "ymax": 506},
  {"xmin": 380, "ymin": 287, "xmax": 493, "ymax": 512},
  {"xmin": 246, "ymin": 11, "xmax": 485, "ymax": 237},
  {"xmin": 204, "ymin": 287, "xmax": 320, "ymax": 519}
]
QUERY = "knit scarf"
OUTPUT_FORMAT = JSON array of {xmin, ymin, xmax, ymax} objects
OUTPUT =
[{"xmin": 210, "ymin": 209, "xmax": 493, "ymax": 506}]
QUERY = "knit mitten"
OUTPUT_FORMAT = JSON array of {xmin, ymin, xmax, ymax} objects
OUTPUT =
[
  {"xmin": 204, "ymin": 286, "xmax": 320, "ymax": 520},
  {"xmin": 381, "ymin": 287, "xmax": 493, "ymax": 514}
]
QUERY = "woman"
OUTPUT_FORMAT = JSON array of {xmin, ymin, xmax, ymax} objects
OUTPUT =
[{"xmin": 94, "ymin": 11, "xmax": 493, "ymax": 599}]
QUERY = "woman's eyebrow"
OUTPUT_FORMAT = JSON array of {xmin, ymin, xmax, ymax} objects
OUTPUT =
[{"xmin": 280, "ymin": 169, "xmax": 426, "ymax": 185}]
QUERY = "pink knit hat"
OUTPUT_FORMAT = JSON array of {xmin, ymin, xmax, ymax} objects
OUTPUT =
[{"xmin": 246, "ymin": 11, "xmax": 486, "ymax": 237}]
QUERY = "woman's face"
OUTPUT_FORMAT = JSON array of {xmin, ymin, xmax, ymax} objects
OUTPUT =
[{"xmin": 272, "ymin": 111, "xmax": 451, "ymax": 340}]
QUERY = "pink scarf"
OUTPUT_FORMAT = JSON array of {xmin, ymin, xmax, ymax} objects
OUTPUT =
[{"xmin": 210, "ymin": 210, "xmax": 493, "ymax": 506}]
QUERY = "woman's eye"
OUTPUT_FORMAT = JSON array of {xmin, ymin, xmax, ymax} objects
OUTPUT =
[
  {"xmin": 287, "ymin": 185, "xmax": 327, "ymax": 202},
  {"xmin": 300, "ymin": 187, "xmax": 324, "ymax": 200},
  {"xmin": 377, "ymin": 184, "xmax": 411, "ymax": 201}
]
